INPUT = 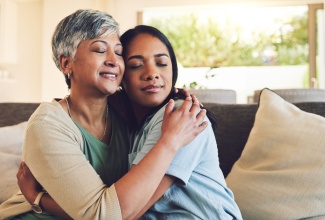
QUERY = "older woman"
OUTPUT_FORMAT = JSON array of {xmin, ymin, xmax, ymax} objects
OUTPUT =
[{"xmin": 0, "ymin": 9, "xmax": 206, "ymax": 220}]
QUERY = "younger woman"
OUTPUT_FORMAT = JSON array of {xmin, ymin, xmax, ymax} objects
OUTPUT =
[{"xmin": 120, "ymin": 25, "xmax": 242, "ymax": 220}]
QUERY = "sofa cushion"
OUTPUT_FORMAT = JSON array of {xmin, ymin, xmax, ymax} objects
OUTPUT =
[
  {"xmin": 0, "ymin": 122, "xmax": 27, "ymax": 204},
  {"xmin": 203, "ymin": 103, "xmax": 257, "ymax": 177},
  {"xmin": 226, "ymin": 88, "xmax": 325, "ymax": 219}
]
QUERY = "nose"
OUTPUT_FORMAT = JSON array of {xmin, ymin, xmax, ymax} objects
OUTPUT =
[
  {"xmin": 104, "ymin": 52, "xmax": 119, "ymax": 67},
  {"xmin": 143, "ymin": 65, "xmax": 159, "ymax": 81},
  {"xmin": 145, "ymin": 74, "xmax": 159, "ymax": 81}
]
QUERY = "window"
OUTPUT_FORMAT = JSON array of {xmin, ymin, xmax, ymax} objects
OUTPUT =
[{"xmin": 139, "ymin": 4, "xmax": 324, "ymax": 103}]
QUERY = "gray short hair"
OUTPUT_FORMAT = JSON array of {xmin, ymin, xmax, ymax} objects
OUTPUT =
[{"xmin": 52, "ymin": 9, "xmax": 120, "ymax": 71}]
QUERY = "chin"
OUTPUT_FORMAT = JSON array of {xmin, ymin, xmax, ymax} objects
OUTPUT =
[{"xmin": 146, "ymin": 99, "xmax": 166, "ymax": 108}]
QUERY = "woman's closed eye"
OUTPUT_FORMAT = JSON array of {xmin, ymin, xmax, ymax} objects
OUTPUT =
[
  {"xmin": 129, "ymin": 64, "xmax": 142, "ymax": 70},
  {"xmin": 115, "ymin": 51, "xmax": 122, "ymax": 56},
  {"xmin": 93, "ymin": 48, "xmax": 106, "ymax": 54},
  {"xmin": 126, "ymin": 60, "xmax": 143, "ymax": 69},
  {"xmin": 157, "ymin": 62, "xmax": 168, "ymax": 67}
]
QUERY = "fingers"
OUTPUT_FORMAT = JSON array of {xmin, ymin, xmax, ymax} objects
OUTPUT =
[
  {"xmin": 164, "ymin": 99, "xmax": 175, "ymax": 116},
  {"xmin": 197, "ymin": 120, "xmax": 208, "ymax": 133},
  {"xmin": 174, "ymin": 95, "xmax": 202, "ymax": 115},
  {"xmin": 196, "ymin": 108, "xmax": 207, "ymax": 124},
  {"xmin": 17, "ymin": 161, "xmax": 24, "ymax": 178},
  {"xmin": 21, "ymin": 161, "xmax": 31, "ymax": 173},
  {"xmin": 175, "ymin": 88, "xmax": 191, "ymax": 99},
  {"xmin": 176, "ymin": 96, "xmax": 193, "ymax": 113},
  {"xmin": 189, "ymin": 95, "xmax": 201, "ymax": 114},
  {"xmin": 190, "ymin": 95, "xmax": 204, "ymax": 108}
]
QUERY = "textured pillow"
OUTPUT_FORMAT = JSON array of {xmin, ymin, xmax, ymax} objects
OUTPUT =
[
  {"xmin": 0, "ymin": 121, "xmax": 27, "ymax": 155},
  {"xmin": 0, "ymin": 122, "xmax": 27, "ymax": 203},
  {"xmin": 0, "ymin": 153, "xmax": 21, "ymax": 204},
  {"xmin": 226, "ymin": 88, "xmax": 325, "ymax": 220}
]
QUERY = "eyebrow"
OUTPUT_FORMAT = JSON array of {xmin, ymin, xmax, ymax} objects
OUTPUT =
[
  {"xmin": 127, "ymin": 53, "xmax": 169, "ymax": 61},
  {"xmin": 90, "ymin": 40, "xmax": 122, "ymax": 47}
]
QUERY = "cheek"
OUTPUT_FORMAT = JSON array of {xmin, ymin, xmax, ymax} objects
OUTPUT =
[
  {"xmin": 121, "ymin": 74, "xmax": 134, "ymax": 92},
  {"xmin": 165, "ymin": 71, "xmax": 173, "ymax": 88},
  {"xmin": 119, "ymin": 58, "xmax": 125, "ymax": 74}
]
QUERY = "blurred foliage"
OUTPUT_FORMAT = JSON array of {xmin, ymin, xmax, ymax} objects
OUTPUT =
[{"xmin": 147, "ymin": 11, "xmax": 308, "ymax": 67}]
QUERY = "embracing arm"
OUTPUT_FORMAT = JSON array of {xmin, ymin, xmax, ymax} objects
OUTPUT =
[
  {"xmin": 19, "ymin": 98, "xmax": 206, "ymax": 219},
  {"xmin": 132, "ymin": 174, "xmax": 175, "ymax": 219},
  {"xmin": 16, "ymin": 163, "xmax": 72, "ymax": 219},
  {"xmin": 114, "ymin": 97, "xmax": 208, "ymax": 219}
]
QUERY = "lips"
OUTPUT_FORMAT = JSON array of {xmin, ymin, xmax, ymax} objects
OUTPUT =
[
  {"xmin": 142, "ymin": 84, "xmax": 163, "ymax": 92},
  {"xmin": 100, "ymin": 72, "xmax": 118, "ymax": 80}
]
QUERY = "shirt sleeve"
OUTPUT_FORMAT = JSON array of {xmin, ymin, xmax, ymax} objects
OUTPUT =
[
  {"xmin": 132, "ymin": 100, "xmax": 210, "ymax": 185},
  {"xmin": 23, "ymin": 106, "xmax": 122, "ymax": 219}
]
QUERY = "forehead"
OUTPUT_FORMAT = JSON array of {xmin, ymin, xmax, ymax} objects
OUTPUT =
[
  {"xmin": 126, "ymin": 33, "xmax": 169, "ymax": 55},
  {"xmin": 79, "ymin": 33, "xmax": 121, "ymax": 48}
]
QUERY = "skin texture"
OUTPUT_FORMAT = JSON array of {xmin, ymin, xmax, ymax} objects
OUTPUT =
[
  {"xmin": 58, "ymin": 33, "xmax": 124, "ymax": 143},
  {"xmin": 122, "ymin": 33, "xmax": 177, "ymax": 218},
  {"xmin": 16, "ymin": 31, "xmax": 208, "ymax": 220}
]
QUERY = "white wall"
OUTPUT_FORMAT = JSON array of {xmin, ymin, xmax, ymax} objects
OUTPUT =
[
  {"xmin": 0, "ymin": 0, "xmax": 107, "ymax": 102},
  {"xmin": 0, "ymin": 0, "xmax": 324, "ymax": 103},
  {"xmin": 0, "ymin": 0, "xmax": 42, "ymax": 102}
]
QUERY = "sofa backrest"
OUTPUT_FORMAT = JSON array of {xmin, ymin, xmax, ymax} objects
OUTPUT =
[
  {"xmin": 1, "ymin": 101, "xmax": 325, "ymax": 178},
  {"xmin": 0, "ymin": 103, "xmax": 40, "ymax": 127}
]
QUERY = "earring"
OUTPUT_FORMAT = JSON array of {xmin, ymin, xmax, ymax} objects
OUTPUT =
[
  {"xmin": 67, "ymin": 73, "xmax": 71, "ymax": 79},
  {"xmin": 117, "ymin": 86, "xmax": 122, "ymax": 92}
]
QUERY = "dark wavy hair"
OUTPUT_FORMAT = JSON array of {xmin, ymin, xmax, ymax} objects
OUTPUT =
[
  {"xmin": 120, "ymin": 25, "xmax": 178, "ymax": 90},
  {"xmin": 119, "ymin": 25, "xmax": 217, "ymax": 130}
]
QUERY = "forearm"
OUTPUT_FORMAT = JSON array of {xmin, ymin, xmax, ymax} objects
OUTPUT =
[
  {"xmin": 115, "ymin": 137, "xmax": 178, "ymax": 219},
  {"xmin": 39, "ymin": 194, "xmax": 72, "ymax": 220},
  {"xmin": 23, "ymin": 121, "xmax": 122, "ymax": 219},
  {"xmin": 116, "ymin": 98, "xmax": 207, "ymax": 219},
  {"xmin": 133, "ymin": 175, "xmax": 175, "ymax": 219}
]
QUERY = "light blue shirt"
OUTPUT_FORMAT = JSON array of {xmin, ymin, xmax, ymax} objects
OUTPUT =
[{"xmin": 129, "ymin": 99, "xmax": 242, "ymax": 220}]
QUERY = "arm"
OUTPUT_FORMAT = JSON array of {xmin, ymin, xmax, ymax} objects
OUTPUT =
[
  {"xmin": 116, "ymin": 97, "xmax": 208, "ymax": 218},
  {"xmin": 16, "ymin": 162, "xmax": 72, "ymax": 220},
  {"xmin": 19, "ymin": 98, "xmax": 207, "ymax": 219},
  {"xmin": 133, "ymin": 173, "xmax": 175, "ymax": 219},
  {"xmin": 129, "ymin": 97, "xmax": 208, "ymax": 219}
]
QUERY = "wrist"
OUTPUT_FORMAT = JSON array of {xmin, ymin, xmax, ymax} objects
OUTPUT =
[
  {"xmin": 27, "ymin": 191, "xmax": 42, "ymax": 205},
  {"xmin": 158, "ymin": 135, "xmax": 180, "ymax": 153},
  {"xmin": 31, "ymin": 191, "xmax": 46, "ymax": 214}
]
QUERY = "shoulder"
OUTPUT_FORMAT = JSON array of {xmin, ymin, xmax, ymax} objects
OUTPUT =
[
  {"xmin": 30, "ymin": 100, "xmax": 65, "ymax": 122},
  {"xmin": 27, "ymin": 99, "xmax": 82, "ymax": 142}
]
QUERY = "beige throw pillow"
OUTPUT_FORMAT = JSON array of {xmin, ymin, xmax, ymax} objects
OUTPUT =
[
  {"xmin": 226, "ymin": 88, "xmax": 325, "ymax": 220},
  {"xmin": 0, "ymin": 122, "xmax": 27, "ymax": 203}
]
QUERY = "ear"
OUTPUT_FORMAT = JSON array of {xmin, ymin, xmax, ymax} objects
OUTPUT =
[{"xmin": 59, "ymin": 55, "xmax": 73, "ymax": 75}]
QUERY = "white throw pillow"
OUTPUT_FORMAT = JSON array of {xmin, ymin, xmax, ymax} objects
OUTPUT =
[
  {"xmin": 0, "ymin": 153, "xmax": 21, "ymax": 204},
  {"xmin": 0, "ymin": 121, "xmax": 27, "ymax": 155},
  {"xmin": 226, "ymin": 88, "xmax": 325, "ymax": 220},
  {"xmin": 0, "ymin": 122, "xmax": 27, "ymax": 204}
]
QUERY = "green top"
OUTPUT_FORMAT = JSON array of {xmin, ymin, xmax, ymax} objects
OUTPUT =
[
  {"xmin": 75, "ymin": 107, "xmax": 130, "ymax": 187},
  {"xmin": 13, "ymin": 106, "xmax": 129, "ymax": 219}
]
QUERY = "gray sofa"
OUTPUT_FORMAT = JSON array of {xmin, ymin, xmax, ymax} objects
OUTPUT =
[
  {"xmin": 1, "ymin": 99, "xmax": 325, "ymax": 218},
  {"xmin": 1, "ymin": 101, "xmax": 325, "ymax": 177}
]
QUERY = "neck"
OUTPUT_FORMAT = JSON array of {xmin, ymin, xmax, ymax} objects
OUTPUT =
[
  {"xmin": 64, "ymin": 94, "xmax": 109, "ymax": 141},
  {"xmin": 131, "ymin": 103, "xmax": 151, "ymax": 124}
]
